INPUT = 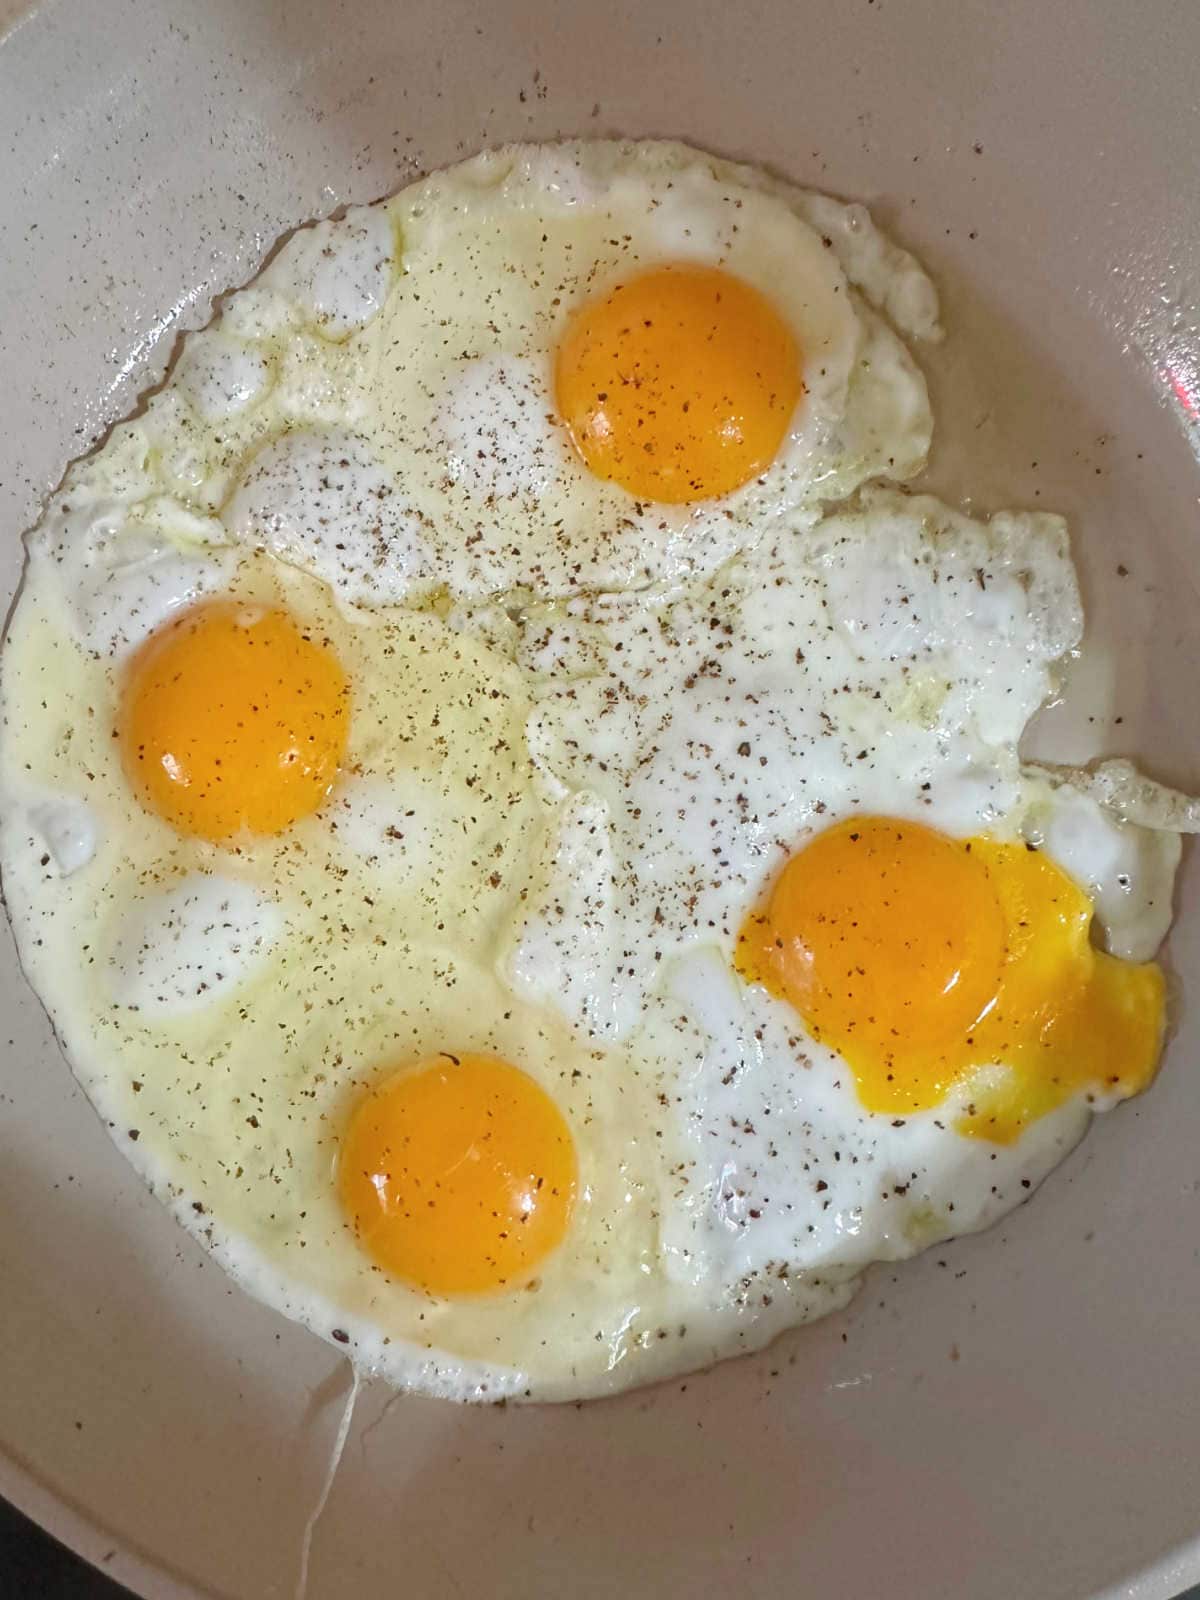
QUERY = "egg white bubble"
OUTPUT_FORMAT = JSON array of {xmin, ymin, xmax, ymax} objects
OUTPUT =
[
  {"xmin": 323, "ymin": 773, "xmax": 441, "ymax": 878},
  {"xmin": 1023, "ymin": 769, "xmax": 1186, "ymax": 962},
  {"xmin": 26, "ymin": 795, "xmax": 99, "ymax": 877},
  {"xmin": 226, "ymin": 428, "xmax": 432, "ymax": 608},
  {"xmin": 262, "ymin": 205, "xmax": 397, "ymax": 338},
  {"xmin": 504, "ymin": 789, "xmax": 636, "ymax": 1041},
  {"xmin": 435, "ymin": 353, "xmax": 567, "ymax": 502},
  {"xmin": 29, "ymin": 487, "xmax": 236, "ymax": 659},
  {"xmin": 107, "ymin": 875, "xmax": 283, "ymax": 1017},
  {"xmin": 172, "ymin": 331, "xmax": 272, "ymax": 424}
]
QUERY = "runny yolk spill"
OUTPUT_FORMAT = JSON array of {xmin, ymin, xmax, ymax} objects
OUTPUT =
[
  {"xmin": 735, "ymin": 815, "xmax": 1166, "ymax": 1142},
  {"xmin": 337, "ymin": 1053, "xmax": 577, "ymax": 1297},
  {"xmin": 554, "ymin": 262, "xmax": 803, "ymax": 504},
  {"xmin": 119, "ymin": 599, "xmax": 350, "ymax": 843}
]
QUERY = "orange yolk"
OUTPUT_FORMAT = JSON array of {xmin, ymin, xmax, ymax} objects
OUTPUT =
[
  {"xmin": 554, "ymin": 263, "xmax": 803, "ymax": 504},
  {"xmin": 337, "ymin": 1053, "xmax": 577, "ymax": 1298},
  {"xmin": 119, "ymin": 599, "xmax": 350, "ymax": 843},
  {"xmin": 736, "ymin": 816, "xmax": 1166, "ymax": 1142}
]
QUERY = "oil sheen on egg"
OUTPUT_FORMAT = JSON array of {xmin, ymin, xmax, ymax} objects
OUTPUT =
[{"xmin": 0, "ymin": 139, "xmax": 1193, "ymax": 1403}]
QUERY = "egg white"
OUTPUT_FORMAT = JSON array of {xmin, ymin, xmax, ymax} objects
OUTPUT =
[{"xmin": 1, "ymin": 141, "xmax": 1191, "ymax": 1402}]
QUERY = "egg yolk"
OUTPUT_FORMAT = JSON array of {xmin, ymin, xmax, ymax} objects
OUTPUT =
[
  {"xmin": 736, "ymin": 816, "xmax": 1166, "ymax": 1142},
  {"xmin": 337, "ymin": 1053, "xmax": 577, "ymax": 1297},
  {"xmin": 554, "ymin": 263, "xmax": 803, "ymax": 504},
  {"xmin": 119, "ymin": 599, "xmax": 350, "ymax": 843}
]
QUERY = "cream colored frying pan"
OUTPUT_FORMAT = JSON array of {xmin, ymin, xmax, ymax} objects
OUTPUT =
[{"xmin": 2, "ymin": 1, "xmax": 1198, "ymax": 1595}]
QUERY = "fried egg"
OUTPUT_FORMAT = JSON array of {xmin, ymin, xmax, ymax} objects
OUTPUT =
[
  {"xmin": 28, "ymin": 139, "xmax": 938, "ymax": 649},
  {"xmin": 0, "ymin": 139, "xmax": 1192, "ymax": 1402}
]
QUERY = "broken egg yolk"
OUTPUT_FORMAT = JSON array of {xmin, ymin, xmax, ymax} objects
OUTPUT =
[{"xmin": 736, "ymin": 816, "xmax": 1165, "ymax": 1142}]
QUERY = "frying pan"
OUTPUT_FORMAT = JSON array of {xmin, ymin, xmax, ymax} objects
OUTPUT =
[{"xmin": 1, "ymin": 2, "xmax": 1198, "ymax": 1595}]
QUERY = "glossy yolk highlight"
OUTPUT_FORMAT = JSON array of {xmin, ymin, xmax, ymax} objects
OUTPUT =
[
  {"xmin": 119, "ymin": 599, "xmax": 349, "ymax": 842},
  {"xmin": 554, "ymin": 263, "xmax": 803, "ymax": 504},
  {"xmin": 736, "ymin": 816, "xmax": 1166, "ymax": 1142},
  {"xmin": 337, "ymin": 1053, "xmax": 577, "ymax": 1297}
]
